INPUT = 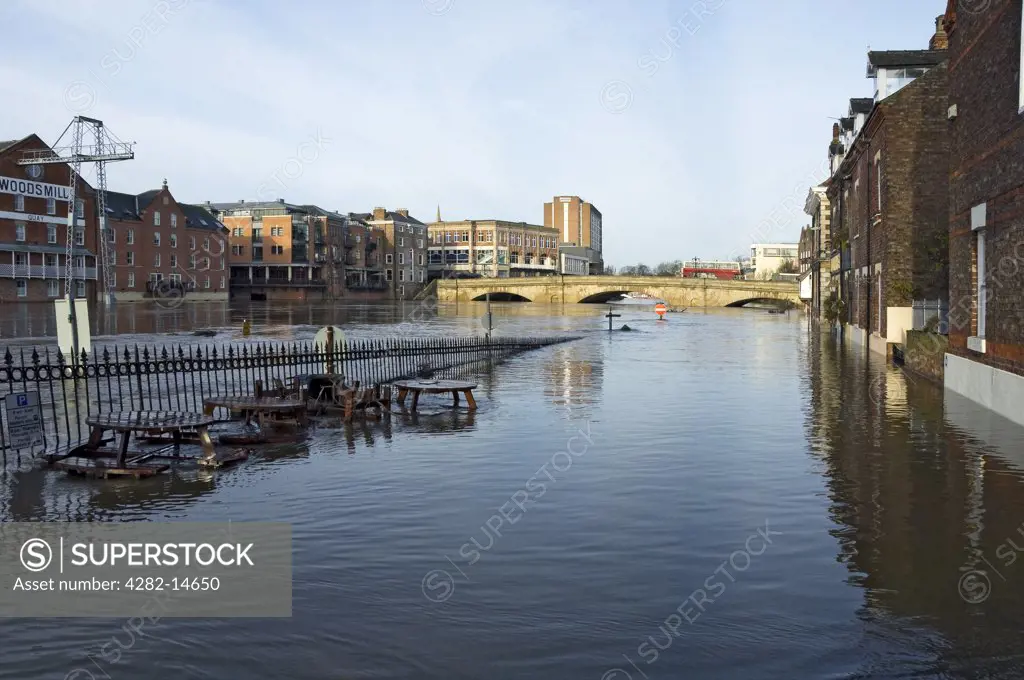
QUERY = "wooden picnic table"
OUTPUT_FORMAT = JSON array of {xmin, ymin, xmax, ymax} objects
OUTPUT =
[
  {"xmin": 393, "ymin": 379, "xmax": 478, "ymax": 412},
  {"xmin": 203, "ymin": 396, "xmax": 308, "ymax": 428},
  {"xmin": 83, "ymin": 411, "xmax": 217, "ymax": 468}
]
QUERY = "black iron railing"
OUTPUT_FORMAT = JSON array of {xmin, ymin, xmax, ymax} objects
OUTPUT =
[{"xmin": 0, "ymin": 335, "xmax": 575, "ymax": 460}]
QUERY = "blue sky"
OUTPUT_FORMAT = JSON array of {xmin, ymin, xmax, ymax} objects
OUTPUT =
[{"xmin": 0, "ymin": 0, "xmax": 947, "ymax": 267}]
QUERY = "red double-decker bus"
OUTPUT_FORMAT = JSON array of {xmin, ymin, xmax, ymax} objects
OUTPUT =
[{"xmin": 680, "ymin": 260, "xmax": 742, "ymax": 280}]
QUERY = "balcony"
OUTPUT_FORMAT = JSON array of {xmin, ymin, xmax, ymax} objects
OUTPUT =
[
  {"xmin": 229, "ymin": 277, "xmax": 326, "ymax": 288},
  {"xmin": 0, "ymin": 264, "xmax": 98, "ymax": 279}
]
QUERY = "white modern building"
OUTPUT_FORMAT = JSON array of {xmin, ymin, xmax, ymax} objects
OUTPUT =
[{"xmin": 750, "ymin": 243, "xmax": 799, "ymax": 279}]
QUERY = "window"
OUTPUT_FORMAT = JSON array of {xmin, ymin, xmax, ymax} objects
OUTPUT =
[
  {"xmin": 15, "ymin": 223, "xmax": 25, "ymax": 242},
  {"xmin": 220, "ymin": 276, "xmax": 225, "ymax": 289},
  {"xmin": 385, "ymin": 253, "xmax": 393, "ymax": 264},
  {"xmin": 189, "ymin": 255, "xmax": 196, "ymax": 270},
  {"xmin": 398, "ymin": 224, "xmax": 405, "ymax": 233},
  {"xmin": 232, "ymin": 245, "xmax": 244, "ymax": 256},
  {"xmin": 399, "ymin": 269, "xmax": 405, "ymax": 281},
  {"xmin": 875, "ymin": 156, "xmax": 882, "ymax": 213},
  {"xmin": 204, "ymin": 237, "xmax": 210, "ymax": 251},
  {"xmin": 75, "ymin": 199, "xmax": 84, "ymax": 219},
  {"xmin": 110, "ymin": 252, "xmax": 116, "ymax": 265},
  {"xmin": 154, "ymin": 232, "xmax": 161, "ymax": 246},
  {"xmin": 398, "ymin": 237, "xmax": 404, "ymax": 247},
  {"xmin": 47, "ymin": 225, "xmax": 56, "ymax": 243},
  {"xmin": 386, "ymin": 269, "xmax": 393, "ymax": 281},
  {"xmin": 127, "ymin": 229, "xmax": 134, "ymax": 245},
  {"xmin": 45, "ymin": 254, "xmax": 57, "ymax": 267},
  {"xmin": 14, "ymin": 253, "xmax": 27, "ymax": 266},
  {"xmin": 127, "ymin": 252, "xmax": 135, "ymax": 265},
  {"xmin": 418, "ymin": 270, "xmax": 424, "ymax": 283},
  {"xmin": 170, "ymin": 255, "xmax": 177, "ymax": 268},
  {"xmin": 189, "ymin": 236, "xmax": 196, "ymax": 250},
  {"xmin": 74, "ymin": 228, "xmax": 84, "ymax": 246},
  {"xmin": 107, "ymin": 228, "xmax": 116, "ymax": 243},
  {"xmin": 233, "ymin": 227, "xmax": 243, "ymax": 237},
  {"xmin": 398, "ymin": 252, "xmax": 405, "ymax": 265},
  {"xmin": 163, "ymin": 196, "xmax": 169, "ymax": 205},
  {"xmin": 154, "ymin": 253, "xmax": 161, "ymax": 267},
  {"xmin": 418, "ymin": 254, "xmax": 424, "ymax": 266},
  {"xmin": 271, "ymin": 245, "xmax": 284, "ymax": 255},
  {"xmin": 47, "ymin": 280, "xmax": 59, "ymax": 297},
  {"xmin": 153, "ymin": 210, "xmax": 161, "ymax": 226},
  {"xmin": 128, "ymin": 272, "xmax": 135, "ymax": 288},
  {"xmin": 1020, "ymin": 9, "xmax": 1024, "ymax": 112},
  {"xmin": 171, "ymin": 214, "xmax": 177, "ymax": 228},
  {"xmin": 970, "ymin": 203, "xmax": 988, "ymax": 349},
  {"xmin": 110, "ymin": 272, "xmax": 116, "ymax": 287},
  {"xmin": 16, "ymin": 279, "xmax": 27, "ymax": 297},
  {"xmin": 170, "ymin": 234, "xmax": 177, "ymax": 248},
  {"xmin": 14, "ymin": 194, "xmax": 24, "ymax": 211},
  {"xmin": 220, "ymin": 257, "xmax": 225, "ymax": 269},
  {"xmin": 46, "ymin": 197, "xmax": 56, "ymax": 215},
  {"xmin": 204, "ymin": 277, "xmax": 210, "ymax": 289},
  {"xmin": 76, "ymin": 280, "xmax": 85, "ymax": 298}
]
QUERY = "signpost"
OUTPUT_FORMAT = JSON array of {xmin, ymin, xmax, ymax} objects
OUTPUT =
[
  {"xmin": 4, "ymin": 392, "xmax": 43, "ymax": 451},
  {"xmin": 605, "ymin": 306, "xmax": 621, "ymax": 332}
]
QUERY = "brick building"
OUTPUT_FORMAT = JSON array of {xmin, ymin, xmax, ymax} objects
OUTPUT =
[
  {"xmin": 826, "ymin": 24, "xmax": 950, "ymax": 356},
  {"xmin": 211, "ymin": 200, "xmax": 341, "ymax": 302},
  {"xmin": 105, "ymin": 181, "xmax": 228, "ymax": 301},
  {"xmin": 802, "ymin": 183, "xmax": 833, "ymax": 321},
  {"xmin": 341, "ymin": 216, "xmax": 387, "ymax": 294},
  {"xmin": 0, "ymin": 135, "xmax": 98, "ymax": 303},
  {"xmin": 426, "ymin": 217, "xmax": 560, "ymax": 279},
  {"xmin": 942, "ymin": 0, "xmax": 1024, "ymax": 425},
  {"xmin": 543, "ymin": 195, "xmax": 603, "ymax": 274},
  {"xmin": 350, "ymin": 208, "xmax": 428, "ymax": 300}
]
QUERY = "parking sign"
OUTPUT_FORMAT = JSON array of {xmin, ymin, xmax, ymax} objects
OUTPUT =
[{"xmin": 4, "ymin": 392, "xmax": 43, "ymax": 450}]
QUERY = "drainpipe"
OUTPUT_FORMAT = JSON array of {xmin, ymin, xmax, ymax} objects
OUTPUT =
[{"xmin": 865, "ymin": 143, "xmax": 873, "ymax": 341}]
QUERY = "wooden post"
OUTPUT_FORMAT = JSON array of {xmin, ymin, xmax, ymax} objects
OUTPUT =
[
  {"xmin": 326, "ymin": 325, "xmax": 335, "ymax": 375},
  {"xmin": 605, "ymin": 306, "xmax": 621, "ymax": 332}
]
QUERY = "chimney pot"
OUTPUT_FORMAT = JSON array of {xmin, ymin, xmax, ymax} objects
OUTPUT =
[
  {"xmin": 278, "ymin": 198, "xmax": 284, "ymax": 204},
  {"xmin": 929, "ymin": 14, "xmax": 948, "ymax": 50}
]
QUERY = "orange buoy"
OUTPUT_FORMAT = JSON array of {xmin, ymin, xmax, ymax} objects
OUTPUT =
[{"xmin": 655, "ymin": 302, "xmax": 667, "ymax": 320}]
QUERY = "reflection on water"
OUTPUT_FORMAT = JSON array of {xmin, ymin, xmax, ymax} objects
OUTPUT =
[{"xmin": 1, "ymin": 307, "xmax": 1024, "ymax": 678}]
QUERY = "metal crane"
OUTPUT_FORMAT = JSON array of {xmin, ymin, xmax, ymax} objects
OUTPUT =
[
  {"xmin": 16, "ymin": 117, "xmax": 134, "ymax": 359},
  {"xmin": 17, "ymin": 116, "xmax": 134, "ymax": 304}
]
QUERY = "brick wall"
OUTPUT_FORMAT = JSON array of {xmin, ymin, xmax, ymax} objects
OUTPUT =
[{"xmin": 946, "ymin": 0, "xmax": 1024, "ymax": 377}]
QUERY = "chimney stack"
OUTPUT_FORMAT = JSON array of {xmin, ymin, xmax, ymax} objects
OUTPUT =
[
  {"xmin": 396, "ymin": 208, "xmax": 409, "ymax": 217},
  {"xmin": 929, "ymin": 15, "xmax": 948, "ymax": 50},
  {"xmin": 832, "ymin": 123, "xmax": 840, "ymax": 141},
  {"xmin": 372, "ymin": 207, "xmax": 387, "ymax": 221}
]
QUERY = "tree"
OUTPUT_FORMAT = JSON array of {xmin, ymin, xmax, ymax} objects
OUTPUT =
[
  {"xmin": 655, "ymin": 260, "xmax": 683, "ymax": 277},
  {"xmin": 635, "ymin": 263, "xmax": 652, "ymax": 276},
  {"xmin": 777, "ymin": 258, "xmax": 799, "ymax": 275},
  {"xmin": 618, "ymin": 265, "xmax": 636, "ymax": 276},
  {"xmin": 602, "ymin": 264, "xmax": 617, "ymax": 276}
]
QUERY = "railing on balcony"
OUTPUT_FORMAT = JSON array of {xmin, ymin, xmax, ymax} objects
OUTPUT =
[{"xmin": 0, "ymin": 265, "xmax": 98, "ymax": 280}]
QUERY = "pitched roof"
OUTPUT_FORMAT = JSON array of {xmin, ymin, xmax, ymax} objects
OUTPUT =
[
  {"xmin": 207, "ymin": 200, "xmax": 307, "ymax": 213},
  {"xmin": 849, "ymin": 98, "xmax": 874, "ymax": 115},
  {"xmin": 867, "ymin": 49, "xmax": 946, "ymax": 72},
  {"xmin": 180, "ymin": 203, "xmax": 226, "ymax": 232},
  {"xmin": 355, "ymin": 210, "xmax": 425, "ymax": 225},
  {"xmin": 0, "ymin": 139, "xmax": 21, "ymax": 153},
  {"xmin": 136, "ymin": 189, "xmax": 161, "ymax": 211},
  {"xmin": 104, "ymin": 191, "xmax": 142, "ymax": 221}
]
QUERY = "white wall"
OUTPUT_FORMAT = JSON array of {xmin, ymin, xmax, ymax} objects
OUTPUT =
[{"xmin": 945, "ymin": 353, "xmax": 1024, "ymax": 428}]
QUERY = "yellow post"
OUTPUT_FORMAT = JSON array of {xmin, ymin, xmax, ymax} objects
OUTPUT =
[
  {"xmin": 242, "ymin": 319, "xmax": 252, "ymax": 336},
  {"xmin": 326, "ymin": 325, "xmax": 335, "ymax": 375}
]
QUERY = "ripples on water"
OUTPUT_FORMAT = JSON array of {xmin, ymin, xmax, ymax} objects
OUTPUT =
[{"xmin": 3, "ymin": 303, "xmax": 1024, "ymax": 679}]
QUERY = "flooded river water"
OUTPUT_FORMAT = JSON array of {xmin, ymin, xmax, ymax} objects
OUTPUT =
[{"xmin": 2, "ymin": 301, "xmax": 1024, "ymax": 679}]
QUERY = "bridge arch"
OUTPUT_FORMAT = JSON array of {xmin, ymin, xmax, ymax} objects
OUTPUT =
[
  {"xmin": 470, "ymin": 292, "xmax": 531, "ymax": 302},
  {"xmin": 578, "ymin": 290, "xmax": 635, "ymax": 304},
  {"xmin": 726, "ymin": 297, "xmax": 796, "ymax": 309}
]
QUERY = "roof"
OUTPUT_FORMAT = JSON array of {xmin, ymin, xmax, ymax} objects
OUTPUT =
[
  {"xmin": 207, "ymin": 200, "xmax": 308, "ymax": 213},
  {"xmin": 0, "ymin": 242, "xmax": 95, "ymax": 257},
  {"xmin": 849, "ymin": 98, "xmax": 874, "ymax": 115},
  {"xmin": 180, "ymin": 203, "xmax": 226, "ymax": 232},
  {"xmin": 300, "ymin": 205, "xmax": 347, "ymax": 221},
  {"xmin": 136, "ymin": 189, "xmax": 161, "ymax": 211},
  {"xmin": 839, "ymin": 116, "xmax": 854, "ymax": 131},
  {"xmin": 0, "ymin": 139, "xmax": 21, "ymax": 153},
  {"xmin": 104, "ymin": 190, "xmax": 141, "ymax": 221},
  {"xmin": 866, "ymin": 49, "xmax": 946, "ymax": 73},
  {"xmin": 354, "ymin": 210, "xmax": 426, "ymax": 225}
]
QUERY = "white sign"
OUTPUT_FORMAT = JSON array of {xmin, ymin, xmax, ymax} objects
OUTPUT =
[
  {"xmin": 0, "ymin": 210, "xmax": 85, "ymax": 226},
  {"xmin": 0, "ymin": 176, "xmax": 71, "ymax": 202},
  {"xmin": 4, "ymin": 392, "xmax": 43, "ymax": 450},
  {"xmin": 55, "ymin": 297, "xmax": 92, "ymax": 358}
]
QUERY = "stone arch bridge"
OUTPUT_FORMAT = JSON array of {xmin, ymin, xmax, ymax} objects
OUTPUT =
[{"xmin": 434, "ymin": 276, "xmax": 800, "ymax": 308}]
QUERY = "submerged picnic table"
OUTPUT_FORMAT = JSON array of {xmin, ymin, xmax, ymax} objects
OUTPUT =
[
  {"xmin": 393, "ymin": 379, "xmax": 478, "ymax": 412},
  {"xmin": 53, "ymin": 411, "xmax": 219, "ymax": 478},
  {"xmin": 203, "ymin": 396, "xmax": 308, "ymax": 428}
]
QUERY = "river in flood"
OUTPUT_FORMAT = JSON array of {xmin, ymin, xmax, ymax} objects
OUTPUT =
[{"xmin": 2, "ymin": 301, "xmax": 1024, "ymax": 679}]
